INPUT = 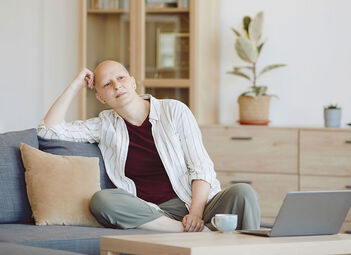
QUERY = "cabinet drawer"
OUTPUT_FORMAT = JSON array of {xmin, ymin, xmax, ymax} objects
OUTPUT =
[
  {"xmin": 300, "ymin": 130, "xmax": 351, "ymax": 176},
  {"xmin": 300, "ymin": 175, "xmax": 351, "ymax": 222},
  {"xmin": 201, "ymin": 126, "xmax": 298, "ymax": 174},
  {"xmin": 216, "ymin": 172, "xmax": 298, "ymax": 218}
]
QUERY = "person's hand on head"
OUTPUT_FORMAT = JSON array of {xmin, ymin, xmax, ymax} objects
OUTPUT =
[{"xmin": 71, "ymin": 68, "xmax": 94, "ymax": 90}]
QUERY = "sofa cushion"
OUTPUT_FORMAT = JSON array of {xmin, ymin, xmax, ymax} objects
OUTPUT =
[
  {"xmin": 20, "ymin": 143, "xmax": 102, "ymax": 227},
  {"xmin": 38, "ymin": 136, "xmax": 116, "ymax": 190},
  {"xmin": 0, "ymin": 242, "xmax": 85, "ymax": 255},
  {"xmin": 0, "ymin": 128, "xmax": 38, "ymax": 224},
  {"xmin": 0, "ymin": 224, "xmax": 161, "ymax": 255}
]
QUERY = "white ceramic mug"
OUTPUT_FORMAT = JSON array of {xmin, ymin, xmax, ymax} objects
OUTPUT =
[{"xmin": 211, "ymin": 214, "xmax": 238, "ymax": 233}]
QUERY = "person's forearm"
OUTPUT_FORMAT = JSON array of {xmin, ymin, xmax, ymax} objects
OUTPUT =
[
  {"xmin": 43, "ymin": 83, "xmax": 80, "ymax": 128},
  {"xmin": 189, "ymin": 180, "xmax": 210, "ymax": 217},
  {"xmin": 43, "ymin": 68, "xmax": 94, "ymax": 128}
]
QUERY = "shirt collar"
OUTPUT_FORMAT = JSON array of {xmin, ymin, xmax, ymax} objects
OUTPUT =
[{"xmin": 112, "ymin": 94, "xmax": 160, "ymax": 121}]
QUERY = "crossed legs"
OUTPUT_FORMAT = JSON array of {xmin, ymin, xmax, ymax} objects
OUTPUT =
[{"xmin": 90, "ymin": 183, "xmax": 260, "ymax": 232}]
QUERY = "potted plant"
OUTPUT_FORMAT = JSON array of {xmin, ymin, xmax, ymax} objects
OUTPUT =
[
  {"xmin": 324, "ymin": 104, "xmax": 342, "ymax": 128},
  {"xmin": 228, "ymin": 11, "xmax": 286, "ymax": 125}
]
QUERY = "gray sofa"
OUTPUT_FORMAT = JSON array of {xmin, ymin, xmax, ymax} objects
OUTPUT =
[{"xmin": 0, "ymin": 128, "xmax": 160, "ymax": 255}]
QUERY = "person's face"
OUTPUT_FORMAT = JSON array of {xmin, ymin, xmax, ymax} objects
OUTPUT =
[{"xmin": 94, "ymin": 62, "xmax": 138, "ymax": 108}]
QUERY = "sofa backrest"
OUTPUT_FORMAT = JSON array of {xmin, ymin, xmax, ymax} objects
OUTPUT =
[
  {"xmin": 0, "ymin": 129, "xmax": 38, "ymax": 223},
  {"xmin": 0, "ymin": 128, "xmax": 116, "ymax": 224}
]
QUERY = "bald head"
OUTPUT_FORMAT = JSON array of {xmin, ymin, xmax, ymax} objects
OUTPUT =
[{"xmin": 93, "ymin": 60, "xmax": 130, "ymax": 91}]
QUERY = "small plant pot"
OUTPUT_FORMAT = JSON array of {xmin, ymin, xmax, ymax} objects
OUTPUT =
[
  {"xmin": 324, "ymin": 108, "xmax": 342, "ymax": 128},
  {"xmin": 238, "ymin": 95, "xmax": 271, "ymax": 125}
]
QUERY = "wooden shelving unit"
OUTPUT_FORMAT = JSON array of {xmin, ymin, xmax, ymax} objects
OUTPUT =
[
  {"xmin": 79, "ymin": 0, "xmax": 220, "ymax": 124},
  {"xmin": 146, "ymin": 8, "xmax": 189, "ymax": 13},
  {"xmin": 87, "ymin": 9, "xmax": 128, "ymax": 14}
]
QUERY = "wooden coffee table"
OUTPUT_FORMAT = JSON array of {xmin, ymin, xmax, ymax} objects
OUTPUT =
[{"xmin": 100, "ymin": 231, "xmax": 351, "ymax": 255}]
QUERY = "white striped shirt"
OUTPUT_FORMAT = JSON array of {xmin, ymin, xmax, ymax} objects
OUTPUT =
[{"xmin": 37, "ymin": 94, "xmax": 221, "ymax": 211}]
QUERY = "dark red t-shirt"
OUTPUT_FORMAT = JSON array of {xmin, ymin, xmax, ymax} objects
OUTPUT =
[{"xmin": 124, "ymin": 113, "xmax": 178, "ymax": 205}]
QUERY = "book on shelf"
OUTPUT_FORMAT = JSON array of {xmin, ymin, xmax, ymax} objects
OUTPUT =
[
  {"xmin": 146, "ymin": 0, "xmax": 178, "ymax": 9},
  {"xmin": 89, "ymin": 0, "xmax": 121, "ymax": 9}
]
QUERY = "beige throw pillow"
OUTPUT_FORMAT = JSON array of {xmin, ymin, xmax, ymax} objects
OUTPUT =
[{"xmin": 20, "ymin": 143, "xmax": 102, "ymax": 227}]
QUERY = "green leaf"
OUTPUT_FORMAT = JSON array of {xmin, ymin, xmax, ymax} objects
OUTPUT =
[
  {"xmin": 242, "ymin": 91, "xmax": 256, "ymax": 97},
  {"xmin": 227, "ymin": 70, "xmax": 252, "ymax": 81},
  {"xmin": 243, "ymin": 16, "xmax": 252, "ymax": 38},
  {"xmin": 247, "ymin": 86, "xmax": 267, "ymax": 97},
  {"xmin": 257, "ymin": 64, "xmax": 286, "ymax": 78},
  {"xmin": 235, "ymin": 37, "xmax": 258, "ymax": 63},
  {"xmin": 249, "ymin": 11, "xmax": 264, "ymax": 45},
  {"xmin": 256, "ymin": 86, "xmax": 267, "ymax": 96},
  {"xmin": 257, "ymin": 42, "xmax": 265, "ymax": 55},
  {"xmin": 243, "ymin": 86, "xmax": 279, "ymax": 98},
  {"xmin": 324, "ymin": 104, "xmax": 341, "ymax": 109},
  {"xmin": 234, "ymin": 66, "xmax": 254, "ymax": 71},
  {"xmin": 231, "ymin": 27, "xmax": 241, "ymax": 37}
]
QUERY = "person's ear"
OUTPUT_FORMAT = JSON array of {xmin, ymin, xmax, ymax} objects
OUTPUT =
[
  {"xmin": 95, "ymin": 93, "xmax": 106, "ymax": 104},
  {"xmin": 131, "ymin": 76, "xmax": 137, "ymax": 90}
]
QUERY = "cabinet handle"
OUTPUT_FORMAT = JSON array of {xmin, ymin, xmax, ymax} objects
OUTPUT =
[
  {"xmin": 345, "ymin": 140, "xmax": 351, "ymax": 144},
  {"xmin": 231, "ymin": 137, "xmax": 252, "ymax": 141},
  {"xmin": 345, "ymin": 185, "xmax": 351, "ymax": 189},
  {"xmin": 230, "ymin": 180, "xmax": 253, "ymax": 185}
]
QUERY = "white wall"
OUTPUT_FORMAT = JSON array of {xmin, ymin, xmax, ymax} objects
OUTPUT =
[
  {"xmin": 0, "ymin": 0, "xmax": 79, "ymax": 133},
  {"xmin": 42, "ymin": 0, "xmax": 79, "ymax": 125},
  {"xmin": 220, "ymin": 0, "xmax": 351, "ymax": 127},
  {"xmin": 0, "ymin": 0, "xmax": 43, "ymax": 133}
]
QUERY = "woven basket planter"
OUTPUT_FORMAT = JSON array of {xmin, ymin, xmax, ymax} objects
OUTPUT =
[{"xmin": 238, "ymin": 95, "xmax": 271, "ymax": 124}]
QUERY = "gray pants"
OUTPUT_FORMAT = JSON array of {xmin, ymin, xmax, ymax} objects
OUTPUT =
[{"xmin": 90, "ymin": 183, "xmax": 260, "ymax": 230}]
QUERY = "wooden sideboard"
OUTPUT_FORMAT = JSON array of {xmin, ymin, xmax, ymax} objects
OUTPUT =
[{"xmin": 200, "ymin": 125, "xmax": 351, "ymax": 233}]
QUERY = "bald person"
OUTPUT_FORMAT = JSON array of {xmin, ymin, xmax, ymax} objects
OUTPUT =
[{"xmin": 38, "ymin": 60, "xmax": 260, "ymax": 232}]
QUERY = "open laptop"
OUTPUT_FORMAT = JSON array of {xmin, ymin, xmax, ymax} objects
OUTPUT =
[{"xmin": 239, "ymin": 190, "xmax": 351, "ymax": 237}]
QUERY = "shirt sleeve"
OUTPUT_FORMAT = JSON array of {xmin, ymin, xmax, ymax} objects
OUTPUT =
[
  {"xmin": 174, "ymin": 101, "xmax": 217, "ymax": 187},
  {"xmin": 37, "ymin": 117, "xmax": 101, "ymax": 143}
]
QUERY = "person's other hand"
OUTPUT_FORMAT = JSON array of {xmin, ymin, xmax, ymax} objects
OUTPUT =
[
  {"xmin": 71, "ymin": 68, "xmax": 94, "ymax": 90},
  {"xmin": 182, "ymin": 214, "xmax": 204, "ymax": 232}
]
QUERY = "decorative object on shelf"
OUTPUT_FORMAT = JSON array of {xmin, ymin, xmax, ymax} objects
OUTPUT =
[
  {"xmin": 90, "ymin": 0, "xmax": 119, "ymax": 9},
  {"xmin": 156, "ymin": 29, "xmax": 190, "ymax": 72},
  {"xmin": 228, "ymin": 11, "xmax": 286, "ymax": 125},
  {"xmin": 324, "ymin": 104, "xmax": 342, "ymax": 128},
  {"xmin": 146, "ymin": 11, "xmax": 190, "ymax": 79},
  {"xmin": 178, "ymin": 0, "xmax": 188, "ymax": 8},
  {"xmin": 119, "ymin": 0, "xmax": 129, "ymax": 10},
  {"xmin": 146, "ymin": 0, "xmax": 178, "ymax": 9},
  {"xmin": 157, "ymin": 31, "xmax": 176, "ymax": 69}
]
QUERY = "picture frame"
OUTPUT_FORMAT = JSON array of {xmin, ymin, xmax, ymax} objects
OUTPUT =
[
  {"xmin": 146, "ymin": 0, "xmax": 178, "ymax": 8},
  {"xmin": 156, "ymin": 29, "xmax": 190, "ymax": 70},
  {"xmin": 156, "ymin": 30, "xmax": 176, "ymax": 69}
]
